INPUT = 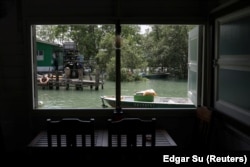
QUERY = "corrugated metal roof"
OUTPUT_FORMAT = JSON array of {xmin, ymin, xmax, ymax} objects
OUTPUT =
[{"xmin": 36, "ymin": 39, "xmax": 61, "ymax": 47}]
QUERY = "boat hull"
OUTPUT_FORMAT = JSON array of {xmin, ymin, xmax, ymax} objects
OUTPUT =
[
  {"xmin": 142, "ymin": 73, "xmax": 169, "ymax": 79},
  {"xmin": 101, "ymin": 96, "xmax": 195, "ymax": 108}
]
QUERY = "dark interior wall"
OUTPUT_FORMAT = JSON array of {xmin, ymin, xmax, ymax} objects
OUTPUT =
[
  {"xmin": 21, "ymin": 0, "xmax": 217, "ymax": 24},
  {"xmin": 0, "ymin": 0, "xmax": 31, "ymax": 152},
  {"xmin": 210, "ymin": 112, "xmax": 250, "ymax": 151},
  {"xmin": 0, "ymin": 0, "xmax": 249, "ymax": 153}
]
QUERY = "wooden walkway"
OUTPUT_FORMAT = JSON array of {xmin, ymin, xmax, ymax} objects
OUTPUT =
[{"xmin": 37, "ymin": 78, "xmax": 104, "ymax": 90}]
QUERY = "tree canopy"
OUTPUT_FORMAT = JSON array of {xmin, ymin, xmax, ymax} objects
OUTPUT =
[{"xmin": 36, "ymin": 24, "xmax": 194, "ymax": 80}]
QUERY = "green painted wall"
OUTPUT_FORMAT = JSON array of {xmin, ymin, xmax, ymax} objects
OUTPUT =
[{"xmin": 36, "ymin": 41, "xmax": 63, "ymax": 71}]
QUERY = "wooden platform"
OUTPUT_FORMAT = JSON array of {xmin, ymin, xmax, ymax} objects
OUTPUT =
[{"xmin": 37, "ymin": 78, "xmax": 104, "ymax": 90}]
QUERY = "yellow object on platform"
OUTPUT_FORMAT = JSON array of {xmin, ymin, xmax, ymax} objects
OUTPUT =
[{"xmin": 135, "ymin": 89, "xmax": 157, "ymax": 96}]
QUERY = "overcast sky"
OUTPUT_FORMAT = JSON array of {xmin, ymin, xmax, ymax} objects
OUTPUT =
[{"xmin": 139, "ymin": 25, "xmax": 151, "ymax": 34}]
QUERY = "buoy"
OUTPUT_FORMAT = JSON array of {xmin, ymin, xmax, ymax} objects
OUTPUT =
[{"xmin": 40, "ymin": 76, "xmax": 49, "ymax": 84}]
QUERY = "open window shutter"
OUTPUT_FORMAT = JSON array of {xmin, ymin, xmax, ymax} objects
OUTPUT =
[
  {"xmin": 214, "ymin": 8, "xmax": 250, "ymax": 126},
  {"xmin": 188, "ymin": 26, "xmax": 201, "ymax": 106},
  {"xmin": 31, "ymin": 25, "xmax": 38, "ymax": 109}
]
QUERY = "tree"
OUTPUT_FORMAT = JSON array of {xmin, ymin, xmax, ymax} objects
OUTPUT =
[
  {"xmin": 121, "ymin": 25, "xmax": 147, "ymax": 73},
  {"xmin": 36, "ymin": 24, "xmax": 191, "ymax": 80},
  {"xmin": 143, "ymin": 25, "xmax": 190, "ymax": 79},
  {"xmin": 36, "ymin": 25, "xmax": 57, "ymax": 43},
  {"xmin": 97, "ymin": 25, "xmax": 148, "ymax": 81}
]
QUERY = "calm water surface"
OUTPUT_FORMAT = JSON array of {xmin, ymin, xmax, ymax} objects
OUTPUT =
[{"xmin": 38, "ymin": 79, "xmax": 187, "ymax": 109}]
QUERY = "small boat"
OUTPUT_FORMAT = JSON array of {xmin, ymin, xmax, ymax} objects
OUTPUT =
[
  {"xmin": 101, "ymin": 89, "xmax": 195, "ymax": 108},
  {"xmin": 141, "ymin": 73, "xmax": 170, "ymax": 79}
]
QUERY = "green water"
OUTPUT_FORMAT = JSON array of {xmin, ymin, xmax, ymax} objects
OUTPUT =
[{"xmin": 38, "ymin": 79, "xmax": 187, "ymax": 109}]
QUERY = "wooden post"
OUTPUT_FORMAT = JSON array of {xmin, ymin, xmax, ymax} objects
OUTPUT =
[
  {"xmin": 95, "ymin": 66, "xmax": 100, "ymax": 90},
  {"xmin": 89, "ymin": 73, "xmax": 93, "ymax": 89},
  {"xmin": 78, "ymin": 67, "xmax": 83, "ymax": 90},
  {"xmin": 65, "ymin": 67, "xmax": 70, "ymax": 90},
  {"xmin": 56, "ymin": 70, "xmax": 59, "ymax": 90},
  {"xmin": 48, "ymin": 76, "xmax": 53, "ymax": 90},
  {"xmin": 101, "ymin": 68, "xmax": 104, "ymax": 89}
]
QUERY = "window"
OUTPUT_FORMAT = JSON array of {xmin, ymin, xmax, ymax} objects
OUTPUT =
[
  {"xmin": 215, "ymin": 7, "xmax": 250, "ymax": 125},
  {"xmin": 32, "ymin": 24, "xmax": 202, "ymax": 109},
  {"xmin": 37, "ymin": 50, "xmax": 44, "ymax": 61}
]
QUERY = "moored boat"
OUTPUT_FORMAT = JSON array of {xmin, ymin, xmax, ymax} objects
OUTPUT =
[
  {"xmin": 141, "ymin": 72, "xmax": 170, "ymax": 79},
  {"xmin": 101, "ymin": 89, "xmax": 195, "ymax": 108}
]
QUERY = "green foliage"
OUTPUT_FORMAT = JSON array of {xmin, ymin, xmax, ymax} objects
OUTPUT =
[
  {"xmin": 143, "ymin": 25, "xmax": 190, "ymax": 79},
  {"xmin": 106, "ymin": 59, "xmax": 144, "ymax": 82},
  {"xmin": 96, "ymin": 25, "xmax": 148, "ymax": 81},
  {"xmin": 36, "ymin": 25, "xmax": 58, "ymax": 43},
  {"xmin": 106, "ymin": 57, "xmax": 116, "ymax": 81},
  {"xmin": 120, "ymin": 68, "xmax": 144, "ymax": 82},
  {"xmin": 96, "ymin": 32, "xmax": 116, "ymax": 70},
  {"xmin": 36, "ymin": 24, "xmax": 192, "ymax": 81},
  {"xmin": 69, "ymin": 25, "xmax": 102, "ymax": 61}
]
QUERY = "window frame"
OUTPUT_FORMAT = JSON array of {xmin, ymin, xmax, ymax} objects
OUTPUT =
[
  {"xmin": 37, "ymin": 50, "xmax": 44, "ymax": 61},
  {"xmin": 28, "ymin": 22, "xmax": 204, "ymax": 112},
  {"xmin": 214, "ymin": 7, "xmax": 250, "ymax": 126}
]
